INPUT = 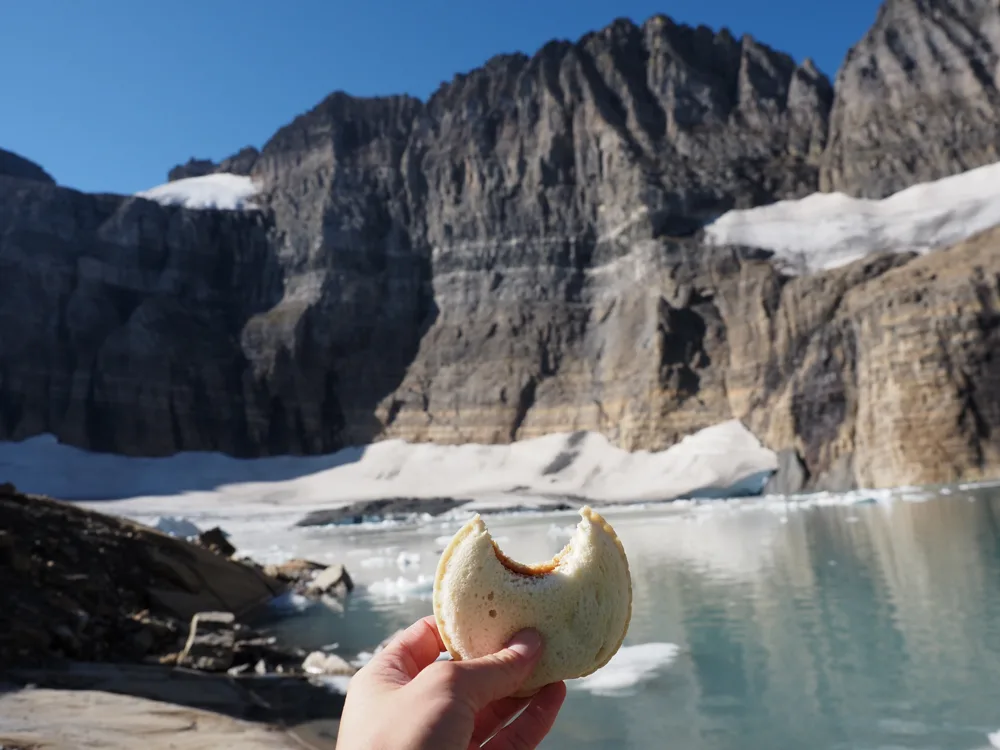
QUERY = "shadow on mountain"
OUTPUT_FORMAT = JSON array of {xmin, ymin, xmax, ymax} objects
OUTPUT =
[{"xmin": 0, "ymin": 177, "xmax": 439, "ymax": 497}]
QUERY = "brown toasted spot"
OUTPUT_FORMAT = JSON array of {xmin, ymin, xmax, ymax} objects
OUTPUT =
[
  {"xmin": 491, "ymin": 539, "xmax": 569, "ymax": 577},
  {"xmin": 487, "ymin": 591, "xmax": 494, "ymax": 601},
  {"xmin": 489, "ymin": 609, "xmax": 497, "ymax": 618}
]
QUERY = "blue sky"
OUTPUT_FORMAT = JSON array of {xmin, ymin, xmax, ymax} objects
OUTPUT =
[{"xmin": 1, "ymin": 0, "xmax": 881, "ymax": 195}]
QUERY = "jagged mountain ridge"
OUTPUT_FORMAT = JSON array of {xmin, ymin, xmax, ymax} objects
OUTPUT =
[
  {"xmin": 2, "ymin": 1, "xmax": 1000, "ymax": 493},
  {"xmin": 186, "ymin": 15, "xmax": 834, "ymax": 219},
  {"xmin": 822, "ymin": 0, "xmax": 1000, "ymax": 197},
  {"xmin": 179, "ymin": 0, "xmax": 1000, "ymax": 202}
]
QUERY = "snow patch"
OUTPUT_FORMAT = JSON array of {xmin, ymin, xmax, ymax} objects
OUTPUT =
[
  {"xmin": 705, "ymin": 160, "xmax": 1000, "ymax": 273},
  {"xmin": 0, "ymin": 420, "xmax": 776, "ymax": 511},
  {"xmin": 571, "ymin": 643, "xmax": 680, "ymax": 696},
  {"xmin": 137, "ymin": 173, "xmax": 259, "ymax": 210},
  {"xmin": 988, "ymin": 729, "xmax": 1000, "ymax": 748}
]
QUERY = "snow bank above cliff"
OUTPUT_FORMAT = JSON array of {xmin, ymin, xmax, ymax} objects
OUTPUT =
[
  {"xmin": 705, "ymin": 161, "xmax": 1000, "ymax": 273},
  {"xmin": 136, "ymin": 173, "xmax": 258, "ymax": 210}
]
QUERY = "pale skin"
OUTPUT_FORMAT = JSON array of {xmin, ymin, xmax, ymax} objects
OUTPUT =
[{"xmin": 336, "ymin": 616, "xmax": 567, "ymax": 749}]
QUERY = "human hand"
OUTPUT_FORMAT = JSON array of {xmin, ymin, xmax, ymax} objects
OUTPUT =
[{"xmin": 336, "ymin": 615, "xmax": 567, "ymax": 749}]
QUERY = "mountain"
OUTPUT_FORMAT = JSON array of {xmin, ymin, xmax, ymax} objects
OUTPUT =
[
  {"xmin": 822, "ymin": 0, "xmax": 1000, "ymax": 197},
  {"xmin": 1, "ymin": 1, "xmax": 999, "ymax": 493}
]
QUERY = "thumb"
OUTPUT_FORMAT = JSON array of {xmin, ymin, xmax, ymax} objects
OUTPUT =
[{"xmin": 446, "ymin": 629, "xmax": 544, "ymax": 710}]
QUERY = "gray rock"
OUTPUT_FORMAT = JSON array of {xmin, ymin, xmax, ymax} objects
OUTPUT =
[
  {"xmin": 167, "ymin": 158, "xmax": 217, "ymax": 182},
  {"xmin": 0, "ymin": 16, "xmax": 832, "ymax": 462},
  {"xmin": 177, "ymin": 612, "xmax": 236, "ymax": 672},
  {"xmin": 823, "ymin": 0, "xmax": 1000, "ymax": 198},
  {"xmin": 308, "ymin": 565, "xmax": 354, "ymax": 597},
  {"xmin": 0, "ymin": 148, "xmax": 55, "ymax": 184},
  {"xmin": 218, "ymin": 147, "xmax": 260, "ymax": 176},
  {"xmin": 167, "ymin": 147, "xmax": 260, "ymax": 182},
  {"xmin": 809, "ymin": 453, "xmax": 859, "ymax": 494},
  {"xmin": 763, "ymin": 449, "xmax": 809, "ymax": 496},
  {"xmin": 198, "ymin": 527, "xmax": 236, "ymax": 557}
]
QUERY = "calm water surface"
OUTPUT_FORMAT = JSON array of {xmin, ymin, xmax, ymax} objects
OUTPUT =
[{"xmin": 262, "ymin": 487, "xmax": 1000, "ymax": 749}]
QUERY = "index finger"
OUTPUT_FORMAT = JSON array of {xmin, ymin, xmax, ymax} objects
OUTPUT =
[{"xmin": 372, "ymin": 615, "xmax": 446, "ymax": 679}]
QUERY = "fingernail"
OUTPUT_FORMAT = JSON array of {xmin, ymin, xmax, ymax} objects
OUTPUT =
[{"xmin": 506, "ymin": 629, "xmax": 542, "ymax": 658}]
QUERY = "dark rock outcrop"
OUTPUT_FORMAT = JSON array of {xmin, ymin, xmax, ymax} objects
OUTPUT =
[
  {"xmin": 167, "ymin": 157, "xmax": 217, "ymax": 182},
  {"xmin": 763, "ymin": 449, "xmax": 810, "ymax": 495},
  {"xmin": 0, "ymin": 173, "xmax": 414, "ymax": 456},
  {"xmin": 168, "ymin": 147, "xmax": 260, "ymax": 182},
  {"xmin": 0, "ymin": 148, "xmax": 55, "ymax": 184},
  {"xmin": 218, "ymin": 147, "xmax": 260, "ymax": 176},
  {"xmin": 0, "ymin": 484, "xmax": 284, "ymax": 666}
]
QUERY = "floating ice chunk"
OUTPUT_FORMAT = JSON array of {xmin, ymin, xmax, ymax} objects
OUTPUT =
[
  {"xmin": 151, "ymin": 516, "xmax": 201, "ymax": 539},
  {"xmin": 367, "ymin": 575, "xmax": 435, "ymax": 601},
  {"xmin": 571, "ymin": 643, "xmax": 680, "ymax": 696}
]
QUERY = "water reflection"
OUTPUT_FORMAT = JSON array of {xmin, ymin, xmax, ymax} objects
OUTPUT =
[{"xmin": 264, "ymin": 488, "xmax": 1000, "ymax": 749}]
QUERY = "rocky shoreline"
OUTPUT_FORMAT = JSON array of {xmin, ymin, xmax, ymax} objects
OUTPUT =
[{"xmin": 0, "ymin": 483, "xmax": 367, "ymax": 748}]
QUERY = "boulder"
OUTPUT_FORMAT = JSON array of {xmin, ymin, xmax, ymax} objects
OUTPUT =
[
  {"xmin": 763, "ymin": 449, "xmax": 810, "ymax": 496},
  {"xmin": 197, "ymin": 527, "xmax": 236, "ymax": 558},
  {"xmin": 0, "ymin": 489, "xmax": 284, "ymax": 668},
  {"xmin": 307, "ymin": 565, "xmax": 354, "ymax": 597},
  {"xmin": 264, "ymin": 558, "xmax": 326, "ymax": 585}
]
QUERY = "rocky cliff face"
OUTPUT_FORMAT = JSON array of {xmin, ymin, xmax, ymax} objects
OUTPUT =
[
  {"xmin": 2, "ymin": 3, "xmax": 1000, "ymax": 491},
  {"xmin": 0, "ymin": 176, "xmax": 295, "ymax": 456},
  {"xmin": 822, "ymin": 0, "xmax": 1000, "ymax": 197},
  {"xmin": 727, "ymin": 233, "xmax": 1000, "ymax": 490},
  {"xmin": 242, "ymin": 17, "xmax": 832, "ymax": 448}
]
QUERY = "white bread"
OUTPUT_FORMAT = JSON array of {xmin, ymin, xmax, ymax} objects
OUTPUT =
[{"xmin": 432, "ymin": 506, "xmax": 632, "ymax": 697}]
